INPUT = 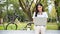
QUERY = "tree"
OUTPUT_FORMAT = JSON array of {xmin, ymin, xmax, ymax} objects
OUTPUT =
[
  {"xmin": 19, "ymin": 0, "xmax": 48, "ymax": 21},
  {"xmin": 0, "ymin": 1, "xmax": 7, "ymax": 24},
  {"xmin": 54, "ymin": 0, "xmax": 60, "ymax": 30},
  {"xmin": 54, "ymin": 0, "xmax": 60, "ymax": 22},
  {"xmin": 19, "ymin": 0, "xmax": 41, "ymax": 21}
]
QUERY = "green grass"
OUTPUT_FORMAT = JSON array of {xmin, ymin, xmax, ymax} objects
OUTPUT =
[
  {"xmin": 46, "ymin": 23, "xmax": 58, "ymax": 30},
  {"xmin": 0, "ymin": 25, "xmax": 4, "ymax": 30},
  {"xmin": 17, "ymin": 22, "xmax": 27, "ymax": 30},
  {"xmin": 0, "ymin": 22, "xmax": 58, "ymax": 30}
]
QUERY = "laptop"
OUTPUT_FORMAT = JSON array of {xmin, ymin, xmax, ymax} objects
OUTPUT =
[{"xmin": 33, "ymin": 17, "xmax": 47, "ymax": 26}]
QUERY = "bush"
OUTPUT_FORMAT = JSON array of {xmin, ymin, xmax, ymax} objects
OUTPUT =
[
  {"xmin": 47, "ymin": 18, "xmax": 56, "ymax": 22},
  {"xmin": 58, "ymin": 23, "xmax": 60, "ymax": 30}
]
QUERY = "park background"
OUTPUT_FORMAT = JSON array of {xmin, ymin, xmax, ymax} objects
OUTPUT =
[{"xmin": 0, "ymin": 0, "xmax": 60, "ymax": 30}]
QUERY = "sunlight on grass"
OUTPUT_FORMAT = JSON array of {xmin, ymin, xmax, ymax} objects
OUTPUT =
[
  {"xmin": 46, "ymin": 23, "xmax": 58, "ymax": 30},
  {"xmin": 0, "ymin": 25, "xmax": 4, "ymax": 30},
  {"xmin": 16, "ymin": 22, "xmax": 27, "ymax": 30}
]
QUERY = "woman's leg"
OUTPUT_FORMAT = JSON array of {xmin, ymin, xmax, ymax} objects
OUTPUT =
[
  {"xmin": 34, "ymin": 26, "xmax": 41, "ymax": 34},
  {"xmin": 40, "ymin": 26, "xmax": 46, "ymax": 34}
]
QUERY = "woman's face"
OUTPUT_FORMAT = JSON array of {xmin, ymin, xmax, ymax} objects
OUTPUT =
[{"xmin": 37, "ymin": 5, "xmax": 42, "ymax": 12}]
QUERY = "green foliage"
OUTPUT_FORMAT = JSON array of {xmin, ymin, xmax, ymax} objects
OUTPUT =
[
  {"xmin": 2, "ymin": 11, "xmax": 7, "ymax": 18},
  {"xmin": 47, "ymin": 23, "xmax": 58, "ymax": 30},
  {"xmin": 8, "ymin": 0, "xmax": 19, "ymax": 4},
  {"xmin": 57, "ymin": 7, "xmax": 60, "ymax": 16},
  {"xmin": 0, "ymin": 11, "xmax": 7, "ymax": 19},
  {"xmin": 55, "ymin": 0, "xmax": 60, "ymax": 3},
  {"xmin": 8, "ymin": 10, "xmax": 14, "ymax": 16},
  {"xmin": 57, "ymin": 23, "xmax": 60, "ymax": 30},
  {"xmin": 50, "ymin": 6, "xmax": 57, "ymax": 18}
]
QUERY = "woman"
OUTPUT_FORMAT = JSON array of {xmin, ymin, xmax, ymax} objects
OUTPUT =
[{"xmin": 32, "ymin": 3, "xmax": 48, "ymax": 34}]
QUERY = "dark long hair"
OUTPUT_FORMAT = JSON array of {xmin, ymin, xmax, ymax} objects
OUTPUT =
[{"xmin": 35, "ymin": 3, "xmax": 44, "ymax": 17}]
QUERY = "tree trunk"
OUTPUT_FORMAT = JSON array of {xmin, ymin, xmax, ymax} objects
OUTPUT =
[
  {"xmin": 27, "ymin": 13, "xmax": 33, "ymax": 21},
  {"xmin": 26, "ymin": 10, "xmax": 33, "ymax": 21},
  {"xmin": 0, "ymin": 18, "xmax": 3, "ymax": 24}
]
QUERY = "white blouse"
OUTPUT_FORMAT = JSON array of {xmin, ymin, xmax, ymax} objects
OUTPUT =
[{"xmin": 32, "ymin": 12, "xmax": 48, "ymax": 18}]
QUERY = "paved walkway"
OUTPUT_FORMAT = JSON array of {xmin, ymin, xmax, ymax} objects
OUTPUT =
[{"xmin": 0, "ymin": 30, "xmax": 60, "ymax": 34}]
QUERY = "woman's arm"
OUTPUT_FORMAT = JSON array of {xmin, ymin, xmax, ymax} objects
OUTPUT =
[
  {"xmin": 45, "ymin": 12, "xmax": 48, "ymax": 22},
  {"xmin": 44, "ymin": 12, "xmax": 48, "ymax": 18}
]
